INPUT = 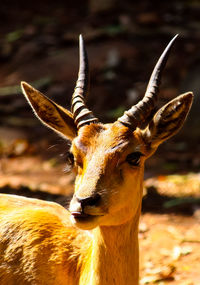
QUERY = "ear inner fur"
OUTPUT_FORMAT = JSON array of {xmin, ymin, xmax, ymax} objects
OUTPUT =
[
  {"xmin": 21, "ymin": 81, "xmax": 77, "ymax": 140},
  {"xmin": 142, "ymin": 92, "xmax": 193, "ymax": 149}
]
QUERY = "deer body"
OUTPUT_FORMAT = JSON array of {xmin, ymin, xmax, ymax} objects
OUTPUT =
[
  {"xmin": 0, "ymin": 35, "xmax": 193, "ymax": 284},
  {"xmin": 0, "ymin": 194, "xmax": 83, "ymax": 285},
  {"xmin": 0, "ymin": 193, "xmax": 140, "ymax": 285}
]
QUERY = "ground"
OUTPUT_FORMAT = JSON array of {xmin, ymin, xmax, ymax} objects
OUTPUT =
[{"xmin": 140, "ymin": 214, "xmax": 200, "ymax": 284}]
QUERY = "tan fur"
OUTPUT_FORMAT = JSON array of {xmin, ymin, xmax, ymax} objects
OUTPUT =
[
  {"xmin": 0, "ymin": 83, "xmax": 193, "ymax": 285},
  {"xmin": 0, "ymin": 195, "xmax": 90, "ymax": 285}
]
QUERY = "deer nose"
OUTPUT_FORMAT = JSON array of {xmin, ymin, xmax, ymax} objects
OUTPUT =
[{"xmin": 76, "ymin": 193, "xmax": 101, "ymax": 208}]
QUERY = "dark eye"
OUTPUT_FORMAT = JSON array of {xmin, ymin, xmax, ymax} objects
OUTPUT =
[
  {"xmin": 126, "ymin": 152, "xmax": 143, "ymax": 166},
  {"xmin": 68, "ymin": 152, "xmax": 74, "ymax": 165},
  {"xmin": 64, "ymin": 152, "xmax": 74, "ymax": 173}
]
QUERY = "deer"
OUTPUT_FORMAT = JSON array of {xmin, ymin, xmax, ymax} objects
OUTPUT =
[{"xmin": 0, "ymin": 34, "xmax": 193, "ymax": 285}]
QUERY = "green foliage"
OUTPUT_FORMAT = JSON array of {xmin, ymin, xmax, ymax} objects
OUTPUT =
[
  {"xmin": 106, "ymin": 106, "xmax": 126, "ymax": 119},
  {"xmin": 101, "ymin": 24, "xmax": 125, "ymax": 36},
  {"xmin": 0, "ymin": 77, "xmax": 52, "ymax": 96},
  {"xmin": 6, "ymin": 30, "xmax": 23, "ymax": 43},
  {"xmin": 164, "ymin": 197, "xmax": 200, "ymax": 209}
]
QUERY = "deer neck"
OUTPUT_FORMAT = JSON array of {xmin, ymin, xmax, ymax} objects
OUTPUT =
[{"xmin": 80, "ymin": 204, "xmax": 141, "ymax": 285}]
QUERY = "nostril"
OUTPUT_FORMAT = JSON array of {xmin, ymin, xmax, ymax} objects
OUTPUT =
[{"xmin": 77, "ymin": 194, "xmax": 101, "ymax": 207}]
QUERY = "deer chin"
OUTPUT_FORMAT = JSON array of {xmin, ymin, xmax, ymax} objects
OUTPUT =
[{"xmin": 70, "ymin": 213, "xmax": 102, "ymax": 230}]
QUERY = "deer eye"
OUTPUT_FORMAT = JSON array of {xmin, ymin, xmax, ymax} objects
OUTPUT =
[
  {"xmin": 67, "ymin": 152, "xmax": 74, "ymax": 165},
  {"xmin": 126, "ymin": 152, "xmax": 143, "ymax": 166},
  {"xmin": 64, "ymin": 152, "xmax": 74, "ymax": 173}
]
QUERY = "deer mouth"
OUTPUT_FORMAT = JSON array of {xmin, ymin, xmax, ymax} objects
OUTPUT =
[
  {"xmin": 71, "ymin": 211, "xmax": 104, "ymax": 226},
  {"xmin": 72, "ymin": 211, "xmax": 91, "ymax": 219},
  {"xmin": 72, "ymin": 211, "xmax": 103, "ymax": 218}
]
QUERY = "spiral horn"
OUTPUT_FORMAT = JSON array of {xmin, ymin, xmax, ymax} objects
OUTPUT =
[
  {"xmin": 71, "ymin": 35, "xmax": 98, "ymax": 129},
  {"xmin": 118, "ymin": 34, "xmax": 178, "ymax": 130}
]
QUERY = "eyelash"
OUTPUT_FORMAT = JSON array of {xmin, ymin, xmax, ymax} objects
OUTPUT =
[{"xmin": 126, "ymin": 152, "xmax": 143, "ymax": 166}]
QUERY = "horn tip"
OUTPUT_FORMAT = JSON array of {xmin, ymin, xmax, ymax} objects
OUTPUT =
[
  {"xmin": 79, "ymin": 34, "xmax": 83, "ymax": 43},
  {"xmin": 170, "ymin": 34, "xmax": 179, "ymax": 45}
]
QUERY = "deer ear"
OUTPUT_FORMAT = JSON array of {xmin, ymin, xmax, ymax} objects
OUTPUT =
[
  {"xmin": 21, "ymin": 82, "xmax": 77, "ymax": 140},
  {"xmin": 141, "ymin": 92, "xmax": 193, "ymax": 150}
]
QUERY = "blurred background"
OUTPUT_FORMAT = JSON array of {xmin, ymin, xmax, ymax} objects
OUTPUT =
[{"xmin": 0, "ymin": 1, "xmax": 200, "ymax": 284}]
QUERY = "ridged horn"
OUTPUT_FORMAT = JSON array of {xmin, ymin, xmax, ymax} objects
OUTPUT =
[
  {"xmin": 71, "ymin": 35, "xmax": 98, "ymax": 129},
  {"xmin": 118, "ymin": 34, "xmax": 178, "ymax": 130}
]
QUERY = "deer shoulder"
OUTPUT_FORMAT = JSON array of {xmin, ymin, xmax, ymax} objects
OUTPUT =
[{"xmin": 0, "ymin": 194, "xmax": 91, "ymax": 285}]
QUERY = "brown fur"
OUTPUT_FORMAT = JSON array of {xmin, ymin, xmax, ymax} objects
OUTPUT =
[{"xmin": 0, "ymin": 83, "xmax": 193, "ymax": 285}]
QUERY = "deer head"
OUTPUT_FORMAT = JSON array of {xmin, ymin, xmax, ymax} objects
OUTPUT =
[{"xmin": 21, "ymin": 35, "xmax": 193, "ymax": 230}]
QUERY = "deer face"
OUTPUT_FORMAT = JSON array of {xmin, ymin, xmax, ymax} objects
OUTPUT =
[
  {"xmin": 22, "ymin": 35, "xmax": 193, "ymax": 230},
  {"xmin": 69, "ymin": 123, "xmax": 146, "ymax": 229}
]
